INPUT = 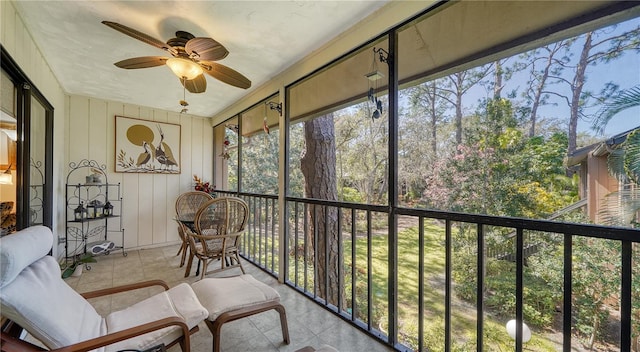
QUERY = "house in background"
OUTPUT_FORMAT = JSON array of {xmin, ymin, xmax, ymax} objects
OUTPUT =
[{"xmin": 567, "ymin": 127, "xmax": 639, "ymax": 225}]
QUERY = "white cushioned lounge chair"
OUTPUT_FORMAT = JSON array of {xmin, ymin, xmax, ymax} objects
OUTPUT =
[{"xmin": 0, "ymin": 226, "xmax": 208, "ymax": 352}]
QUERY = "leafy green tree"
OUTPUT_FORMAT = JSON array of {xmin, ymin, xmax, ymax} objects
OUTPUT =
[
  {"xmin": 546, "ymin": 26, "xmax": 640, "ymax": 154},
  {"xmin": 439, "ymin": 66, "xmax": 492, "ymax": 146},
  {"xmin": 572, "ymin": 237, "xmax": 621, "ymax": 348},
  {"xmin": 335, "ymin": 102, "xmax": 388, "ymax": 205},
  {"xmin": 404, "ymin": 79, "xmax": 452, "ymax": 155},
  {"xmin": 288, "ymin": 124, "xmax": 307, "ymax": 197},
  {"xmin": 424, "ymin": 97, "xmax": 540, "ymax": 217},
  {"xmin": 593, "ymin": 85, "xmax": 640, "ymax": 135},
  {"xmin": 241, "ymin": 131, "xmax": 279, "ymax": 194},
  {"xmin": 594, "ymin": 85, "xmax": 640, "ymax": 193},
  {"xmin": 516, "ymin": 40, "xmax": 573, "ymax": 137},
  {"xmin": 510, "ymin": 132, "xmax": 578, "ymax": 217},
  {"xmin": 590, "ymin": 85, "xmax": 640, "ymax": 348},
  {"xmin": 597, "ymin": 129, "xmax": 640, "ymax": 227},
  {"xmin": 400, "ymin": 78, "xmax": 452, "ymax": 201}
]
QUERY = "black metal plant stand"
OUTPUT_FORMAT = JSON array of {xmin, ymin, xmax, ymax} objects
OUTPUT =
[{"xmin": 65, "ymin": 159, "xmax": 126, "ymax": 271}]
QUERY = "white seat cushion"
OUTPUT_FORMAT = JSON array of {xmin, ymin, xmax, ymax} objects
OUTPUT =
[
  {"xmin": 104, "ymin": 283, "xmax": 208, "ymax": 352},
  {"xmin": 0, "ymin": 225, "xmax": 53, "ymax": 287},
  {"xmin": 0, "ymin": 226, "xmax": 208, "ymax": 352},
  {"xmin": 191, "ymin": 274, "xmax": 280, "ymax": 321},
  {"xmin": 0, "ymin": 256, "xmax": 105, "ymax": 350}
]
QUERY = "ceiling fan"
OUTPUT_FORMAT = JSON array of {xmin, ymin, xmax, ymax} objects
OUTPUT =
[{"xmin": 102, "ymin": 21, "xmax": 251, "ymax": 93}]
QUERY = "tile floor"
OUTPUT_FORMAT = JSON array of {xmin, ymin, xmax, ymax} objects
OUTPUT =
[{"xmin": 59, "ymin": 244, "xmax": 394, "ymax": 352}]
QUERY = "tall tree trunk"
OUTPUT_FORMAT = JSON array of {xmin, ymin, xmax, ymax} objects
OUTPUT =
[
  {"xmin": 568, "ymin": 32, "xmax": 592, "ymax": 155},
  {"xmin": 528, "ymin": 44, "xmax": 560, "ymax": 137},
  {"xmin": 300, "ymin": 114, "xmax": 340, "ymax": 306},
  {"xmin": 494, "ymin": 60, "xmax": 503, "ymax": 99},
  {"xmin": 454, "ymin": 73, "xmax": 464, "ymax": 147},
  {"xmin": 428, "ymin": 81, "xmax": 438, "ymax": 155},
  {"xmin": 445, "ymin": 68, "xmax": 491, "ymax": 150}
]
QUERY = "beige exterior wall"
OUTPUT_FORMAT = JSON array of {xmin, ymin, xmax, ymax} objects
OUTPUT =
[{"xmin": 586, "ymin": 154, "xmax": 619, "ymax": 223}]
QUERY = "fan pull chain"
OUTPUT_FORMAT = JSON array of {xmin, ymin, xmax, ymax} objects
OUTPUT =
[{"xmin": 180, "ymin": 77, "xmax": 189, "ymax": 114}]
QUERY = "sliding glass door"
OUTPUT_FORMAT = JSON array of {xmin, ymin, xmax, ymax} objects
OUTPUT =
[{"xmin": 1, "ymin": 47, "xmax": 53, "ymax": 232}]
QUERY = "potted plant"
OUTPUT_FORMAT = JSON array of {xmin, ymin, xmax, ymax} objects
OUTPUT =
[
  {"xmin": 193, "ymin": 174, "xmax": 215, "ymax": 195},
  {"xmin": 61, "ymin": 253, "xmax": 97, "ymax": 278}
]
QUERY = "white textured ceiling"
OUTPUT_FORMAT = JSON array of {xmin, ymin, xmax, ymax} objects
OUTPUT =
[{"xmin": 13, "ymin": 1, "xmax": 389, "ymax": 117}]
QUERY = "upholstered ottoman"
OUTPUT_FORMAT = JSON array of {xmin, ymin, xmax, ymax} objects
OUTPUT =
[{"xmin": 192, "ymin": 274, "xmax": 290, "ymax": 352}]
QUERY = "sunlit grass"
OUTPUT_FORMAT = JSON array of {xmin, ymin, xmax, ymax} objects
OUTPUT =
[
  {"xmin": 250, "ymin": 219, "xmax": 559, "ymax": 350},
  {"xmin": 341, "ymin": 220, "xmax": 558, "ymax": 351}
]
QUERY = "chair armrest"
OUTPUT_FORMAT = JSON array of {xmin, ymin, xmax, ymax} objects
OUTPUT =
[
  {"xmin": 48, "ymin": 316, "xmax": 190, "ymax": 352},
  {"xmin": 81, "ymin": 280, "xmax": 170, "ymax": 299},
  {"xmin": 219, "ymin": 230, "xmax": 245, "ymax": 240},
  {"xmin": 192, "ymin": 230, "xmax": 245, "ymax": 242},
  {"xmin": 0, "ymin": 332, "xmax": 47, "ymax": 351}
]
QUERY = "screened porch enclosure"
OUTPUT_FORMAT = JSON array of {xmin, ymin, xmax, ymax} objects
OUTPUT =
[
  {"xmin": 215, "ymin": 192, "xmax": 636, "ymax": 351},
  {"xmin": 212, "ymin": 1, "xmax": 640, "ymax": 351}
]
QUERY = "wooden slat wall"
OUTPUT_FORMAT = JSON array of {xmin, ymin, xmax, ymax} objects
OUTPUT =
[
  {"xmin": 66, "ymin": 95, "xmax": 213, "ymax": 250},
  {"xmin": 3, "ymin": 0, "xmax": 213, "ymax": 254}
]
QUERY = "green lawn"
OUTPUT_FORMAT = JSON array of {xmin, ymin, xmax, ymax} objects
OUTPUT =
[
  {"xmin": 341, "ymin": 220, "xmax": 558, "ymax": 351},
  {"xmin": 278, "ymin": 217, "xmax": 560, "ymax": 350}
]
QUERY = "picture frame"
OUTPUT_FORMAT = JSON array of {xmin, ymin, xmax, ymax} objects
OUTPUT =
[{"xmin": 114, "ymin": 116, "xmax": 180, "ymax": 174}]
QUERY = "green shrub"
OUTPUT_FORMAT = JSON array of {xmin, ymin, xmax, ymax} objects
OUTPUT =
[
  {"xmin": 453, "ymin": 253, "xmax": 559, "ymax": 328},
  {"xmin": 340, "ymin": 187, "xmax": 363, "ymax": 203}
]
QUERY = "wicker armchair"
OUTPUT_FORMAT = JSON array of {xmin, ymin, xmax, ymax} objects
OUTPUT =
[
  {"xmin": 174, "ymin": 191, "xmax": 213, "ymax": 275},
  {"xmin": 188, "ymin": 197, "xmax": 248, "ymax": 279}
]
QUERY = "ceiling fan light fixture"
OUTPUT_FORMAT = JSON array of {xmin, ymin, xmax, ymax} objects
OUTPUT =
[{"xmin": 166, "ymin": 58, "xmax": 203, "ymax": 80}]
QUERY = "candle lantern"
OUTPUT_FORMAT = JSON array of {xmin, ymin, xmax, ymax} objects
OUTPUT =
[
  {"xmin": 103, "ymin": 201, "xmax": 113, "ymax": 217},
  {"xmin": 87, "ymin": 200, "xmax": 103, "ymax": 218},
  {"xmin": 74, "ymin": 202, "xmax": 87, "ymax": 221}
]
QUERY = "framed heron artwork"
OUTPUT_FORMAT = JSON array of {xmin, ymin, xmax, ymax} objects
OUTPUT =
[{"xmin": 114, "ymin": 116, "xmax": 181, "ymax": 174}]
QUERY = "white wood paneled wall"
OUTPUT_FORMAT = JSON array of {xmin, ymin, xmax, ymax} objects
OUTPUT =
[
  {"xmin": 3, "ymin": 0, "xmax": 213, "ymax": 255},
  {"xmin": 66, "ymin": 95, "xmax": 213, "ymax": 251}
]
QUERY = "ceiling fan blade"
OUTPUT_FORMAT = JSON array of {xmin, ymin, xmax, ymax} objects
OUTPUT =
[
  {"xmin": 185, "ymin": 38, "xmax": 229, "ymax": 61},
  {"xmin": 102, "ymin": 21, "xmax": 170, "ymax": 52},
  {"xmin": 114, "ymin": 56, "xmax": 168, "ymax": 69},
  {"xmin": 181, "ymin": 74, "xmax": 207, "ymax": 94},
  {"xmin": 202, "ymin": 61, "xmax": 251, "ymax": 89}
]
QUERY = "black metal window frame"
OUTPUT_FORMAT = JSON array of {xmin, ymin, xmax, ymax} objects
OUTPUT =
[{"xmin": 213, "ymin": 2, "xmax": 640, "ymax": 350}]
